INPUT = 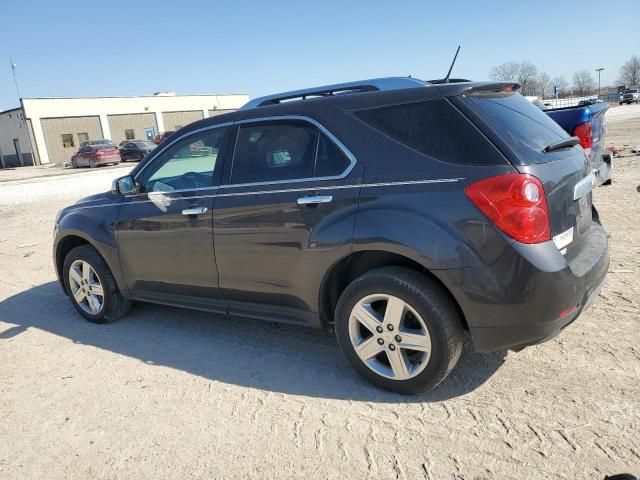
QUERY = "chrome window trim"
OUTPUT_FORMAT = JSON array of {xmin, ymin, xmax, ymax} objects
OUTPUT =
[
  {"xmin": 67, "ymin": 178, "xmax": 465, "ymax": 211},
  {"xmin": 134, "ymin": 115, "xmax": 357, "ymax": 194},
  {"xmin": 225, "ymin": 115, "xmax": 357, "ymax": 189}
]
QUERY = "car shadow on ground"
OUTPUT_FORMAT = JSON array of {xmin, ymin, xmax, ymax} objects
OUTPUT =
[{"xmin": 0, "ymin": 282, "xmax": 507, "ymax": 402}]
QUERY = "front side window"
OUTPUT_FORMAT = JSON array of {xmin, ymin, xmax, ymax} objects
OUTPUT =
[
  {"xmin": 231, "ymin": 120, "xmax": 318, "ymax": 184},
  {"xmin": 141, "ymin": 127, "xmax": 227, "ymax": 192}
]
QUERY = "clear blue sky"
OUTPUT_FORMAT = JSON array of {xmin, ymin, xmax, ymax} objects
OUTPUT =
[{"xmin": 0, "ymin": 0, "xmax": 637, "ymax": 110}]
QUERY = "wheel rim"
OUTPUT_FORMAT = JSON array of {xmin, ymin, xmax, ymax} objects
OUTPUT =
[
  {"xmin": 68, "ymin": 260, "xmax": 105, "ymax": 315},
  {"xmin": 348, "ymin": 294, "xmax": 431, "ymax": 381}
]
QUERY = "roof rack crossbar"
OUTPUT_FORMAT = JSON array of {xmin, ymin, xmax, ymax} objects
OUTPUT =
[{"xmin": 241, "ymin": 77, "xmax": 429, "ymax": 110}]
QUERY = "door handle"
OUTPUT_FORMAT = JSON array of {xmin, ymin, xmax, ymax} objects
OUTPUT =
[
  {"xmin": 296, "ymin": 195, "xmax": 333, "ymax": 206},
  {"xmin": 181, "ymin": 206, "xmax": 208, "ymax": 216}
]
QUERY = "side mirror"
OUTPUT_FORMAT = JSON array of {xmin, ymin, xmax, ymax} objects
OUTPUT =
[{"xmin": 111, "ymin": 175, "xmax": 138, "ymax": 195}]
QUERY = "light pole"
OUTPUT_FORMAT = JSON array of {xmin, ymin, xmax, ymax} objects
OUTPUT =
[
  {"xmin": 595, "ymin": 67, "xmax": 604, "ymax": 97},
  {"xmin": 9, "ymin": 60, "xmax": 39, "ymax": 166}
]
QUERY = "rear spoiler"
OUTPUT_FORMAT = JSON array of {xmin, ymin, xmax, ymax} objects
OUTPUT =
[{"xmin": 461, "ymin": 83, "xmax": 521, "ymax": 96}]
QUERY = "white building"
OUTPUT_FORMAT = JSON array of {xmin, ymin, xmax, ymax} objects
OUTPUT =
[{"xmin": 0, "ymin": 92, "xmax": 249, "ymax": 168}]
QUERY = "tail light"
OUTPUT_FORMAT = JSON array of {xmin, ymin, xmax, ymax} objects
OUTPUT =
[
  {"xmin": 465, "ymin": 173, "xmax": 551, "ymax": 244},
  {"xmin": 572, "ymin": 122, "xmax": 592, "ymax": 150}
]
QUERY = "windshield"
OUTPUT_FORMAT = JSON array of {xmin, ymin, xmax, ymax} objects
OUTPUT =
[
  {"xmin": 625, "ymin": 89, "xmax": 638, "ymax": 94},
  {"xmin": 458, "ymin": 92, "xmax": 572, "ymax": 164},
  {"xmin": 134, "ymin": 141, "xmax": 156, "ymax": 149}
]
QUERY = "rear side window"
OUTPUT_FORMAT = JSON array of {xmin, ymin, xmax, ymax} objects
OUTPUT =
[
  {"xmin": 231, "ymin": 120, "xmax": 318, "ymax": 184},
  {"xmin": 458, "ymin": 93, "xmax": 569, "ymax": 164},
  {"xmin": 315, "ymin": 133, "xmax": 351, "ymax": 177},
  {"xmin": 353, "ymin": 99, "xmax": 502, "ymax": 165}
]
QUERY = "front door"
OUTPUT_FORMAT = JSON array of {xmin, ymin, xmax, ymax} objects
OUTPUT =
[
  {"xmin": 213, "ymin": 118, "xmax": 361, "ymax": 324},
  {"xmin": 115, "ymin": 126, "xmax": 230, "ymax": 313}
]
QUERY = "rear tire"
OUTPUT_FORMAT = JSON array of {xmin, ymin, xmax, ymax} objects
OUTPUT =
[
  {"xmin": 335, "ymin": 266, "xmax": 464, "ymax": 394},
  {"xmin": 63, "ymin": 245, "xmax": 131, "ymax": 323},
  {"xmin": 89, "ymin": 158, "xmax": 96, "ymax": 168}
]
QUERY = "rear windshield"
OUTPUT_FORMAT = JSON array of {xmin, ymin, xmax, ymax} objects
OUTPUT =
[
  {"xmin": 352, "ymin": 98, "xmax": 504, "ymax": 165},
  {"xmin": 458, "ymin": 93, "xmax": 571, "ymax": 164}
]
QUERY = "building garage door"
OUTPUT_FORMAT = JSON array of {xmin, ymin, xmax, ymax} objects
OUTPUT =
[
  {"xmin": 41, "ymin": 116, "xmax": 102, "ymax": 164},
  {"xmin": 108, "ymin": 113, "xmax": 158, "ymax": 145},
  {"xmin": 162, "ymin": 111, "xmax": 203, "ymax": 131}
]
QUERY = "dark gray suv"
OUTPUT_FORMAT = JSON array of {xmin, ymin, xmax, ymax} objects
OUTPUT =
[{"xmin": 53, "ymin": 78, "xmax": 609, "ymax": 394}]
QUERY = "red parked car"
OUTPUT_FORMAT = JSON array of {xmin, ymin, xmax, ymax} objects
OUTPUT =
[{"xmin": 71, "ymin": 144, "xmax": 121, "ymax": 168}]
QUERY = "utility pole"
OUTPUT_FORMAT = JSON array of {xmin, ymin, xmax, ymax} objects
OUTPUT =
[
  {"xmin": 9, "ymin": 59, "xmax": 38, "ymax": 166},
  {"xmin": 595, "ymin": 67, "xmax": 604, "ymax": 96}
]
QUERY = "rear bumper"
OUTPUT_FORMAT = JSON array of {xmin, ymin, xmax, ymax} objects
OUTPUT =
[
  {"xmin": 95, "ymin": 156, "xmax": 120, "ymax": 165},
  {"xmin": 436, "ymin": 221, "xmax": 609, "ymax": 352},
  {"xmin": 591, "ymin": 154, "xmax": 612, "ymax": 187}
]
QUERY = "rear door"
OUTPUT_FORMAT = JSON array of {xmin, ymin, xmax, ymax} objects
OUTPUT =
[
  {"xmin": 455, "ymin": 90, "xmax": 593, "ymax": 254},
  {"xmin": 213, "ymin": 117, "xmax": 361, "ymax": 324}
]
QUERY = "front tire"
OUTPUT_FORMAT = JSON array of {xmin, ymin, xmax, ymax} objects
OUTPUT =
[
  {"xmin": 63, "ymin": 245, "xmax": 131, "ymax": 323},
  {"xmin": 335, "ymin": 267, "xmax": 464, "ymax": 394}
]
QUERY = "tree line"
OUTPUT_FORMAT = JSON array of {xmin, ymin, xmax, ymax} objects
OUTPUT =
[{"xmin": 489, "ymin": 55, "xmax": 640, "ymax": 98}]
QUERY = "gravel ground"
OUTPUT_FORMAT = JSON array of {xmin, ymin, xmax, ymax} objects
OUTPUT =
[
  {"xmin": 0, "ymin": 117, "xmax": 638, "ymax": 479},
  {"xmin": 605, "ymin": 102, "xmax": 640, "ymax": 123}
]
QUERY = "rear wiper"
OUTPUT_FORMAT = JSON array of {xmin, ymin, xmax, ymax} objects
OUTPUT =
[{"xmin": 543, "ymin": 136, "xmax": 579, "ymax": 153}]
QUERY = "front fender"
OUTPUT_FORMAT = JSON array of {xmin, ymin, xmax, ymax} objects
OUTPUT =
[{"xmin": 54, "ymin": 203, "xmax": 127, "ymax": 295}]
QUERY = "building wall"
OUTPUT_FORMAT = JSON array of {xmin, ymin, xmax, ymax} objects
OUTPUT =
[
  {"xmin": 26, "ymin": 119, "xmax": 41, "ymax": 165},
  {"xmin": 0, "ymin": 108, "xmax": 34, "ymax": 168},
  {"xmin": 108, "ymin": 113, "xmax": 158, "ymax": 144},
  {"xmin": 208, "ymin": 109, "xmax": 234, "ymax": 117},
  {"xmin": 21, "ymin": 93, "xmax": 249, "ymax": 164},
  {"xmin": 162, "ymin": 111, "xmax": 204, "ymax": 131},
  {"xmin": 40, "ymin": 116, "xmax": 103, "ymax": 164}
]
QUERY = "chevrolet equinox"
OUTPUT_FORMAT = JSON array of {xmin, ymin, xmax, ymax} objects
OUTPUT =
[{"xmin": 53, "ymin": 78, "xmax": 609, "ymax": 394}]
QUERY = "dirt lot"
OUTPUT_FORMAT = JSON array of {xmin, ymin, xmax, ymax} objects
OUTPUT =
[{"xmin": 1, "ymin": 111, "xmax": 639, "ymax": 479}]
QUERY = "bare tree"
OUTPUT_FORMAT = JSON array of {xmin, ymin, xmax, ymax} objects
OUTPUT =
[
  {"xmin": 517, "ymin": 62, "xmax": 538, "ymax": 96},
  {"xmin": 552, "ymin": 76, "xmax": 569, "ymax": 97},
  {"xmin": 490, "ymin": 62, "xmax": 520, "ymax": 82},
  {"xmin": 618, "ymin": 55, "xmax": 640, "ymax": 86},
  {"xmin": 490, "ymin": 61, "xmax": 538, "ymax": 95},
  {"xmin": 572, "ymin": 70, "xmax": 595, "ymax": 96},
  {"xmin": 537, "ymin": 72, "xmax": 552, "ymax": 98}
]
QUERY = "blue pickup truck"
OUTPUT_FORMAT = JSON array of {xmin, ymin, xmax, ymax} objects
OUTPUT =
[{"xmin": 529, "ymin": 98, "xmax": 611, "ymax": 186}]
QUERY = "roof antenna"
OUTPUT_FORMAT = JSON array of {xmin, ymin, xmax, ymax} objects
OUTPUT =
[{"xmin": 443, "ymin": 45, "xmax": 461, "ymax": 83}]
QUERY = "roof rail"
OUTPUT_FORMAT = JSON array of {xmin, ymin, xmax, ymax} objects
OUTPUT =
[{"xmin": 241, "ymin": 77, "xmax": 429, "ymax": 110}]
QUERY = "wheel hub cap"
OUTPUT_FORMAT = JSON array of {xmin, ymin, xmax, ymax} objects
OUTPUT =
[
  {"xmin": 348, "ymin": 294, "xmax": 432, "ymax": 381},
  {"xmin": 68, "ymin": 260, "xmax": 105, "ymax": 315}
]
